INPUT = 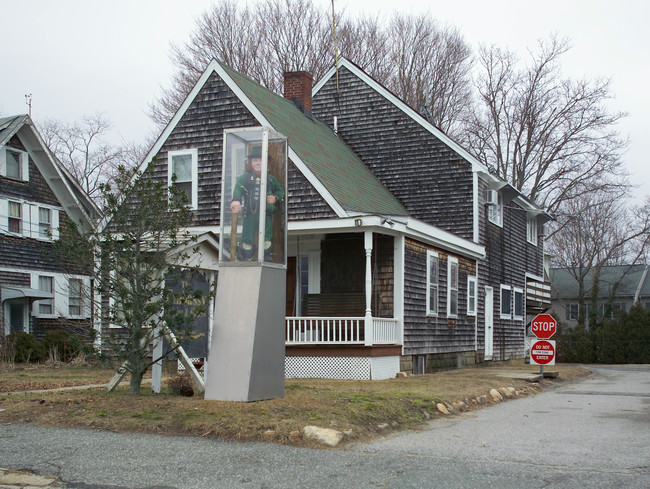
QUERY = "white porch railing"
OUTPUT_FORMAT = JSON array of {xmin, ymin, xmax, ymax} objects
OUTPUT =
[{"xmin": 285, "ymin": 317, "xmax": 400, "ymax": 346}]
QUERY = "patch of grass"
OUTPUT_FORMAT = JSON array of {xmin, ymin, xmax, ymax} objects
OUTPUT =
[{"xmin": 0, "ymin": 362, "xmax": 591, "ymax": 447}]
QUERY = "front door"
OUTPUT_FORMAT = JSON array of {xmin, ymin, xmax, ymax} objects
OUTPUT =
[
  {"xmin": 484, "ymin": 286, "xmax": 493, "ymax": 360},
  {"xmin": 5, "ymin": 300, "xmax": 29, "ymax": 335}
]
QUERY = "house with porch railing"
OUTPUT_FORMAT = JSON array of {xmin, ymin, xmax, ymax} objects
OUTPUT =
[{"xmin": 103, "ymin": 57, "xmax": 551, "ymax": 380}]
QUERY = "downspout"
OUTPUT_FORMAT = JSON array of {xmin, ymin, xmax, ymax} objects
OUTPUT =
[{"xmin": 634, "ymin": 265, "xmax": 648, "ymax": 304}]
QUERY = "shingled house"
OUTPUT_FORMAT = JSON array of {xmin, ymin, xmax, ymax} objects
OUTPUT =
[
  {"xmin": 1, "ymin": 115, "xmax": 99, "ymax": 339},
  {"xmin": 106, "ymin": 57, "xmax": 550, "ymax": 379}
]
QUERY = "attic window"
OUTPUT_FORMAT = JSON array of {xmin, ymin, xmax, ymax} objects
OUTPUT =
[
  {"xmin": 168, "ymin": 149, "xmax": 198, "ymax": 209},
  {"xmin": 2, "ymin": 147, "xmax": 29, "ymax": 181}
]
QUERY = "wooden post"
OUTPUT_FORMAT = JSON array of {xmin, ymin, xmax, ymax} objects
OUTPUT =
[
  {"xmin": 230, "ymin": 211, "xmax": 239, "ymax": 261},
  {"xmin": 364, "ymin": 231, "xmax": 373, "ymax": 346}
]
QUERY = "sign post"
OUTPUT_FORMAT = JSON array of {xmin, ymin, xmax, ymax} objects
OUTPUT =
[{"xmin": 530, "ymin": 313, "xmax": 557, "ymax": 376}]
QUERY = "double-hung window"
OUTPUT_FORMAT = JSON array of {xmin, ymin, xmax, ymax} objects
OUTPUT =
[
  {"xmin": 38, "ymin": 276, "xmax": 54, "ymax": 315},
  {"xmin": 447, "ymin": 257, "xmax": 459, "ymax": 318},
  {"xmin": 467, "ymin": 276, "xmax": 477, "ymax": 316},
  {"xmin": 39, "ymin": 207, "xmax": 52, "ymax": 238},
  {"xmin": 488, "ymin": 191, "xmax": 503, "ymax": 226},
  {"xmin": 500, "ymin": 285, "xmax": 512, "ymax": 319},
  {"xmin": 69, "ymin": 278, "xmax": 83, "ymax": 316},
  {"xmin": 168, "ymin": 149, "xmax": 198, "ymax": 209},
  {"xmin": 513, "ymin": 287, "xmax": 524, "ymax": 320},
  {"xmin": 566, "ymin": 302, "xmax": 579, "ymax": 321},
  {"xmin": 8, "ymin": 201, "xmax": 22, "ymax": 234},
  {"xmin": 527, "ymin": 215, "xmax": 538, "ymax": 245},
  {"xmin": 426, "ymin": 251, "xmax": 439, "ymax": 316}
]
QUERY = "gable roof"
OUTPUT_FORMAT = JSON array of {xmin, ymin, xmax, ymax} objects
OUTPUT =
[
  {"xmin": 0, "ymin": 114, "xmax": 100, "ymax": 232},
  {"xmin": 140, "ymin": 60, "xmax": 406, "ymax": 218},
  {"xmin": 313, "ymin": 58, "xmax": 551, "ymax": 221},
  {"xmin": 551, "ymin": 265, "xmax": 650, "ymax": 300}
]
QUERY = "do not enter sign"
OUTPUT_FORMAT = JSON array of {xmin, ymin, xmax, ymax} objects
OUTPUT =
[
  {"xmin": 530, "ymin": 340, "xmax": 555, "ymax": 365},
  {"xmin": 531, "ymin": 313, "xmax": 557, "ymax": 339}
]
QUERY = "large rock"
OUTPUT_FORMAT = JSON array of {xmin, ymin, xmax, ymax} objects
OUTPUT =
[
  {"xmin": 303, "ymin": 426, "xmax": 344, "ymax": 447},
  {"xmin": 490, "ymin": 389, "xmax": 503, "ymax": 402}
]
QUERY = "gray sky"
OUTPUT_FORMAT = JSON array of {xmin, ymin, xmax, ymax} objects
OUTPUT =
[{"xmin": 2, "ymin": 0, "xmax": 648, "ymax": 203}]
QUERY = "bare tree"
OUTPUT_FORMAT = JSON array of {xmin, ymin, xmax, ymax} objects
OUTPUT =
[
  {"xmin": 39, "ymin": 114, "xmax": 145, "ymax": 207},
  {"xmin": 464, "ymin": 35, "xmax": 629, "ymax": 214},
  {"xmin": 150, "ymin": 0, "xmax": 474, "ymax": 136},
  {"xmin": 382, "ymin": 13, "xmax": 473, "ymax": 135},
  {"xmin": 550, "ymin": 193, "xmax": 650, "ymax": 326}
]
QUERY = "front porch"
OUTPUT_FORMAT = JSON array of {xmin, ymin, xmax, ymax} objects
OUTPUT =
[{"xmin": 283, "ymin": 230, "xmax": 404, "ymax": 380}]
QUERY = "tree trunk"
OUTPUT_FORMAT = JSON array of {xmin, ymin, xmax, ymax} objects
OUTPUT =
[{"xmin": 129, "ymin": 368, "xmax": 144, "ymax": 395}]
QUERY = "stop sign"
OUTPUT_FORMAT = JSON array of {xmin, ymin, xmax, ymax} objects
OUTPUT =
[
  {"xmin": 531, "ymin": 313, "xmax": 556, "ymax": 339},
  {"xmin": 530, "ymin": 340, "xmax": 555, "ymax": 365}
]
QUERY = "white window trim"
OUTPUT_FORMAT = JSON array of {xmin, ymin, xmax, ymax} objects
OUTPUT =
[
  {"xmin": 527, "ymin": 215, "xmax": 538, "ymax": 245},
  {"xmin": 34, "ymin": 275, "xmax": 56, "ymax": 318},
  {"xmin": 426, "ymin": 250, "xmax": 439, "ymax": 316},
  {"xmin": 31, "ymin": 272, "xmax": 92, "ymax": 319},
  {"xmin": 168, "ymin": 148, "xmax": 198, "ymax": 209},
  {"xmin": 447, "ymin": 256, "xmax": 459, "ymax": 318},
  {"xmin": 500, "ymin": 284, "xmax": 512, "ymax": 319},
  {"xmin": 488, "ymin": 191, "xmax": 503, "ymax": 227},
  {"xmin": 1, "ymin": 146, "xmax": 29, "ymax": 182},
  {"xmin": 1, "ymin": 199, "xmax": 61, "ymax": 240},
  {"xmin": 513, "ymin": 287, "xmax": 524, "ymax": 320},
  {"xmin": 467, "ymin": 275, "xmax": 477, "ymax": 316}
]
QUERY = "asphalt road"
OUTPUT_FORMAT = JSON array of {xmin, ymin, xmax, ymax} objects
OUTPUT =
[{"xmin": 0, "ymin": 365, "xmax": 648, "ymax": 488}]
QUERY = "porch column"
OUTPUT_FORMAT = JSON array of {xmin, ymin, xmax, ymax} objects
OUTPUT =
[{"xmin": 364, "ymin": 231, "xmax": 373, "ymax": 346}]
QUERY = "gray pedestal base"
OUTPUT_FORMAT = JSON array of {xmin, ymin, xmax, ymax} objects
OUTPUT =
[{"xmin": 204, "ymin": 266, "xmax": 285, "ymax": 401}]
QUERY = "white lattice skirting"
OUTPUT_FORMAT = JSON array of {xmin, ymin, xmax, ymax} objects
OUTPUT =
[{"xmin": 285, "ymin": 356, "xmax": 400, "ymax": 380}]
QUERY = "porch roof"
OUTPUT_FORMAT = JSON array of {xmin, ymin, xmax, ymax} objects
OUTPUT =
[{"xmin": 1, "ymin": 286, "xmax": 53, "ymax": 303}]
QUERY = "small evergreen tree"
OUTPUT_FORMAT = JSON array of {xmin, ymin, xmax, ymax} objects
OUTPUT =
[{"xmin": 56, "ymin": 163, "xmax": 211, "ymax": 394}]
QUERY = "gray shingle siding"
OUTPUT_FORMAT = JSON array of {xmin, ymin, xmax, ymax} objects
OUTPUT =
[
  {"xmin": 403, "ymin": 238, "xmax": 476, "ymax": 356},
  {"xmin": 477, "ymin": 178, "xmax": 545, "ymax": 360},
  {"xmin": 312, "ymin": 67, "xmax": 474, "ymax": 237},
  {"xmin": 144, "ymin": 72, "xmax": 337, "ymax": 225}
]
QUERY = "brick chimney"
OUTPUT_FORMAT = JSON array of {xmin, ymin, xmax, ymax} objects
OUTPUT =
[{"xmin": 283, "ymin": 71, "xmax": 313, "ymax": 111}]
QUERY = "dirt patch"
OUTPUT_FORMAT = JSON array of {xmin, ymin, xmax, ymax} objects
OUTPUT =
[{"xmin": 0, "ymin": 361, "xmax": 590, "ymax": 447}]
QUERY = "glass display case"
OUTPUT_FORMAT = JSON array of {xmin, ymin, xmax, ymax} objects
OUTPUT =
[{"xmin": 219, "ymin": 127, "xmax": 287, "ymax": 267}]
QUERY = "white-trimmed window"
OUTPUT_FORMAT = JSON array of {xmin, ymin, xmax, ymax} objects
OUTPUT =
[
  {"xmin": 168, "ymin": 149, "xmax": 198, "ymax": 209},
  {"xmin": 467, "ymin": 276, "xmax": 477, "ymax": 316},
  {"xmin": 1, "ymin": 147, "xmax": 29, "ymax": 181},
  {"xmin": 500, "ymin": 285, "xmax": 512, "ymax": 319},
  {"xmin": 38, "ymin": 276, "xmax": 54, "ymax": 315},
  {"xmin": 68, "ymin": 278, "xmax": 83, "ymax": 316},
  {"xmin": 488, "ymin": 191, "xmax": 503, "ymax": 226},
  {"xmin": 39, "ymin": 207, "xmax": 51, "ymax": 238},
  {"xmin": 527, "ymin": 215, "xmax": 538, "ymax": 245},
  {"xmin": 566, "ymin": 302, "xmax": 579, "ymax": 321},
  {"xmin": 513, "ymin": 287, "xmax": 524, "ymax": 320},
  {"xmin": 447, "ymin": 257, "xmax": 459, "ymax": 318},
  {"xmin": 8, "ymin": 201, "xmax": 22, "ymax": 234},
  {"xmin": 426, "ymin": 251, "xmax": 439, "ymax": 316}
]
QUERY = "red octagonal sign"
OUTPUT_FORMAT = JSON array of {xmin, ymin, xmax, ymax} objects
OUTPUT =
[{"xmin": 531, "ymin": 313, "xmax": 557, "ymax": 339}]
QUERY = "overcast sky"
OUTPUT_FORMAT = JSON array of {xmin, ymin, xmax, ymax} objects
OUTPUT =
[{"xmin": 2, "ymin": 0, "xmax": 648, "ymax": 202}]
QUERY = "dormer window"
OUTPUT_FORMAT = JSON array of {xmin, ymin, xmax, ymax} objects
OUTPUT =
[
  {"xmin": 487, "ymin": 189, "xmax": 503, "ymax": 226},
  {"xmin": 1, "ymin": 147, "xmax": 29, "ymax": 181}
]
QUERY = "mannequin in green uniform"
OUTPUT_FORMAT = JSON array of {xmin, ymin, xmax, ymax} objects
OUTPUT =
[{"xmin": 229, "ymin": 147, "xmax": 284, "ymax": 261}]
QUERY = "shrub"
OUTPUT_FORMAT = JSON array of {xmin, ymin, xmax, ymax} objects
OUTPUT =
[
  {"xmin": 165, "ymin": 372, "xmax": 194, "ymax": 397},
  {"xmin": 43, "ymin": 329, "xmax": 80, "ymax": 363},
  {"xmin": 7, "ymin": 332, "xmax": 46, "ymax": 363}
]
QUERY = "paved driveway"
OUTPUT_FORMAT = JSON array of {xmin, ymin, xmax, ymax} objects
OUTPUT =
[{"xmin": 1, "ymin": 365, "xmax": 648, "ymax": 488}]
